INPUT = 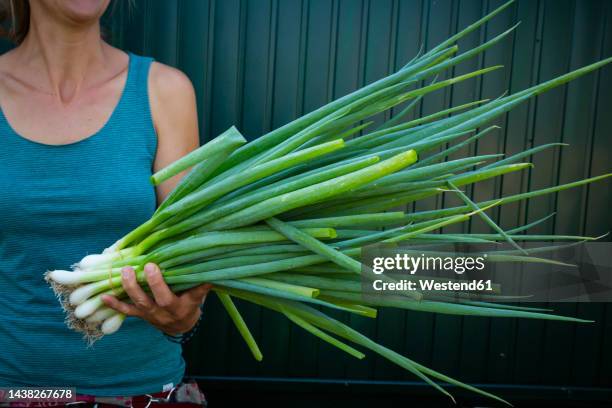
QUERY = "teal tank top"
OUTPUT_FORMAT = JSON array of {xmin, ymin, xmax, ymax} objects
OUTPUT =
[{"xmin": 0, "ymin": 53, "xmax": 185, "ymax": 395}]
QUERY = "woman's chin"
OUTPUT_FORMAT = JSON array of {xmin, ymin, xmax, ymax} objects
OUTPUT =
[{"xmin": 51, "ymin": 0, "xmax": 111, "ymax": 24}]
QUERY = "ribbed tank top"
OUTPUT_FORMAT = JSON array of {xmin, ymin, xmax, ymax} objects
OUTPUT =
[{"xmin": 0, "ymin": 53, "xmax": 184, "ymax": 395}]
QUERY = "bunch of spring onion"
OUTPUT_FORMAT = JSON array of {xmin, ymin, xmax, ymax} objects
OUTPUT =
[{"xmin": 46, "ymin": 1, "xmax": 611, "ymax": 404}]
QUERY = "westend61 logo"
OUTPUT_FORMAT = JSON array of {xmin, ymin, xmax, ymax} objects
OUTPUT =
[
  {"xmin": 362, "ymin": 242, "xmax": 612, "ymax": 302},
  {"xmin": 372, "ymin": 253, "xmax": 487, "ymax": 275},
  {"xmin": 365, "ymin": 250, "xmax": 494, "ymax": 293}
]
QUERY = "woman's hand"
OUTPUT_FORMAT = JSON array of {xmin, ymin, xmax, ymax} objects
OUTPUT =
[{"xmin": 101, "ymin": 263, "xmax": 212, "ymax": 336}]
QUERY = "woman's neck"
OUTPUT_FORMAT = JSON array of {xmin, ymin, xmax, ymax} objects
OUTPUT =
[{"xmin": 14, "ymin": 11, "xmax": 107, "ymax": 104}]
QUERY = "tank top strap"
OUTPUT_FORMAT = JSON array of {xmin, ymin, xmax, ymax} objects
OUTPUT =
[
  {"xmin": 125, "ymin": 52, "xmax": 155, "ymax": 94},
  {"xmin": 119, "ymin": 52, "xmax": 155, "ymax": 113},
  {"xmin": 110, "ymin": 52, "xmax": 158, "ymax": 158}
]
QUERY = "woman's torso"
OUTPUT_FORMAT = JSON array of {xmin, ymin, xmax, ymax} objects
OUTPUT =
[{"xmin": 0, "ymin": 52, "xmax": 185, "ymax": 395}]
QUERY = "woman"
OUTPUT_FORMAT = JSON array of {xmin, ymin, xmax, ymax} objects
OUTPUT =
[{"xmin": 0, "ymin": 0, "xmax": 210, "ymax": 404}]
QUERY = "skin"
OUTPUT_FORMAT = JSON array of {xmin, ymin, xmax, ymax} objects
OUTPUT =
[{"xmin": 0, "ymin": 0, "xmax": 210, "ymax": 335}]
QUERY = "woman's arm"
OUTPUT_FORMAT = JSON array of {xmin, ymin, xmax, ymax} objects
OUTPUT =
[
  {"xmin": 102, "ymin": 61, "xmax": 211, "ymax": 336},
  {"xmin": 149, "ymin": 62, "xmax": 200, "ymax": 203}
]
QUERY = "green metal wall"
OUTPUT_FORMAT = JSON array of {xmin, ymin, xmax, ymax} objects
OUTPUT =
[
  {"xmin": 2, "ymin": 0, "xmax": 610, "ymax": 403},
  {"xmin": 107, "ymin": 0, "xmax": 612, "ymax": 400}
]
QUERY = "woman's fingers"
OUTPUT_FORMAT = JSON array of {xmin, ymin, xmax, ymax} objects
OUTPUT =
[
  {"xmin": 121, "ymin": 266, "xmax": 155, "ymax": 310},
  {"xmin": 144, "ymin": 263, "xmax": 179, "ymax": 310},
  {"xmin": 182, "ymin": 283, "xmax": 213, "ymax": 305},
  {"xmin": 101, "ymin": 295, "xmax": 141, "ymax": 317},
  {"xmin": 105, "ymin": 265, "xmax": 209, "ymax": 335}
]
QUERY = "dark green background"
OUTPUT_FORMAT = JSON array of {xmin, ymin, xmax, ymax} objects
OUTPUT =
[{"xmin": 5, "ymin": 0, "xmax": 612, "ymax": 405}]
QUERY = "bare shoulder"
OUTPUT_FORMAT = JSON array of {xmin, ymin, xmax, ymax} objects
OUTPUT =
[
  {"xmin": 0, "ymin": 51, "xmax": 10, "ymax": 69},
  {"xmin": 148, "ymin": 61, "xmax": 199, "ymax": 151},
  {"xmin": 148, "ymin": 61, "xmax": 196, "ymax": 104},
  {"xmin": 0, "ymin": 48, "xmax": 17, "ymax": 67},
  {"xmin": 147, "ymin": 61, "xmax": 199, "ymax": 196},
  {"xmin": 0, "ymin": 50, "xmax": 20, "ymax": 99},
  {"xmin": 0, "ymin": 50, "xmax": 18, "ymax": 81},
  {"xmin": 148, "ymin": 62, "xmax": 197, "ymax": 134}
]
